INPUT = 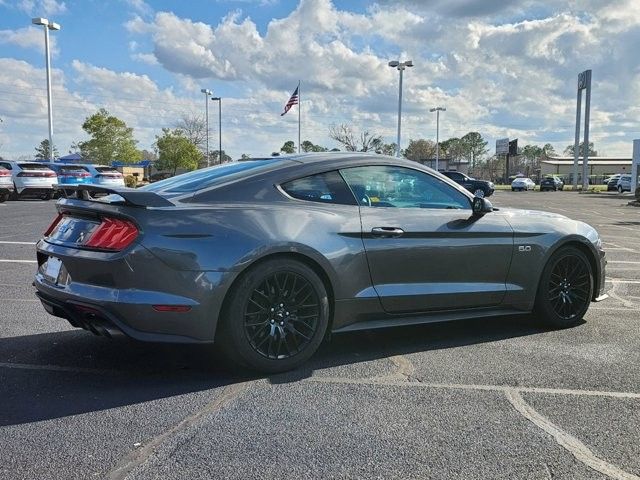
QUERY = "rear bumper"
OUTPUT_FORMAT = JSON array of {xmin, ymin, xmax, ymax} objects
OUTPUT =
[
  {"xmin": 34, "ymin": 271, "xmax": 221, "ymax": 343},
  {"xmin": 34, "ymin": 240, "xmax": 237, "ymax": 343}
]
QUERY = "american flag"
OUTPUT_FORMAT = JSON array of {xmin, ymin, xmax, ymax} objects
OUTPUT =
[{"xmin": 280, "ymin": 85, "xmax": 299, "ymax": 116}]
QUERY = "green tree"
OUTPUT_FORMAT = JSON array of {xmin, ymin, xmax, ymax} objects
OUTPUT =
[
  {"xmin": 240, "ymin": 153, "xmax": 251, "ymax": 160},
  {"xmin": 155, "ymin": 128, "xmax": 200, "ymax": 176},
  {"xmin": 404, "ymin": 139, "xmax": 436, "ymax": 162},
  {"xmin": 34, "ymin": 139, "xmax": 59, "ymax": 160},
  {"xmin": 460, "ymin": 132, "xmax": 488, "ymax": 169},
  {"xmin": 301, "ymin": 140, "xmax": 328, "ymax": 152},
  {"xmin": 440, "ymin": 137, "xmax": 466, "ymax": 166},
  {"xmin": 542, "ymin": 143, "xmax": 556, "ymax": 158},
  {"xmin": 281, "ymin": 140, "xmax": 296, "ymax": 154},
  {"xmin": 564, "ymin": 142, "xmax": 598, "ymax": 157},
  {"xmin": 208, "ymin": 150, "xmax": 232, "ymax": 164},
  {"xmin": 79, "ymin": 108, "xmax": 142, "ymax": 164}
]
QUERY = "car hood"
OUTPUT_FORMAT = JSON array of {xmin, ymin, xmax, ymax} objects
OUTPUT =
[
  {"xmin": 497, "ymin": 207, "xmax": 569, "ymax": 220},
  {"xmin": 495, "ymin": 208, "xmax": 600, "ymax": 245}
]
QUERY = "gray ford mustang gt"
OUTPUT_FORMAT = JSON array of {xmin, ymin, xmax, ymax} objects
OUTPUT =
[{"xmin": 35, "ymin": 153, "xmax": 607, "ymax": 372}]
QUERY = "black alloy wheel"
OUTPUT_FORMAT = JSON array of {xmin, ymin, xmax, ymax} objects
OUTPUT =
[
  {"xmin": 244, "ymin": 271, "xmax": 320, "ymax": 360},
  {"xmin": 218, "ymin": 258, "xmax": 329, "ymax": 372},
  {"xmin": 535, "ymin": 246, "xmax": 593, "ymax": 327}
]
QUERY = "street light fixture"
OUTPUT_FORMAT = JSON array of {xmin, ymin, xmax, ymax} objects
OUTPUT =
[
  {"xmin": 32, "ymin": 17, "xmax": 61, "ymax": 161},
  {"xmin": 429, "ymin": 107, "xmax": 446, "ymax": 172},
  {"xmin": 388, "ymin": 60, "xmax": 413, "ymax": 157},
  {"xmin": 200, "ymin": 88, "xmax": 212, "ymax": 167},
  {"xmin": 211, "ymin": 97, "xmax": 222, "ymax": 164}
]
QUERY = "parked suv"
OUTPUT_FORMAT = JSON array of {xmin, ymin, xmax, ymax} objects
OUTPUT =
[
  {"xmin": 0, "ymin": 161, "xmax": 57, "ymax": 200},
  {"xmin": 617, "ymin": 174, "xmax": 632, "ymax": 193},
  {"xmin": 606, "ymin": 174, "xmax": 622, "ymax": 191},
  {"xmin": 441, "ymin": 171, "xmax": 494, "ymax": 197},
  {"xmin": 0, "ymin": 167, "xmax": 14, "ymax": 202},
  {"xmin": 540, "ymin": 176, "xmax": 564, "ymax": 191}
]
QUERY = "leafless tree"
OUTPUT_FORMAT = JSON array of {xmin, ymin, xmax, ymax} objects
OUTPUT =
[
  {"xmin": 175, "ymin": 113, "xmax": 207, "ymax": 153},
  {"xmin": 328, "ymin": 123, "xmax": 383, "ymax": 152}
]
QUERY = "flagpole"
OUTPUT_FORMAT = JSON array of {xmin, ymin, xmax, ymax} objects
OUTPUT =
[{"xmin": 297, "ymin": 80, "xmax": 301, "ymax": 153}]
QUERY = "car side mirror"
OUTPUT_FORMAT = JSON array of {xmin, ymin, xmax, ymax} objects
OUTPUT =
[{"xmin": 472, "ymin": 196, "xmax": 493, "ymax": 216}]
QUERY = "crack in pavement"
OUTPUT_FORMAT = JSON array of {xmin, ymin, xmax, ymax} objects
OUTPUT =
[
  {"xmin": 309, "ymin": 354, "xmax": 640, "ymax": 480},
  {"xmin": 106, "ymin": 381, "xmax": 252, "ymax": 480},
  {"xmin": 505, "ymin": 389, "xmax": 640, "ymax": 480}
]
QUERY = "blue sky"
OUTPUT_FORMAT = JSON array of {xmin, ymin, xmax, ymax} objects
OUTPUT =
[{"xmin": 1, "ymin": 0, "xmax": 639, "ymax": 160}]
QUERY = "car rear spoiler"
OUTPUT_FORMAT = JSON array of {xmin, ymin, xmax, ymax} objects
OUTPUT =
[{"xmin": 54, "ymin": 184, "xmax": 174, "ymax": 208}]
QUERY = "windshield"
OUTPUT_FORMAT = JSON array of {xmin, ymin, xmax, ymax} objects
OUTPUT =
[{"xmin": 140, "ymin": 159, "xmax": 283, "ymax": 194}]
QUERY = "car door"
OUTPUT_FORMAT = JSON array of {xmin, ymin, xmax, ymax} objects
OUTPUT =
[{"xmin": 340, "ymin": 165, "xmax": 514, "ymax": 314}]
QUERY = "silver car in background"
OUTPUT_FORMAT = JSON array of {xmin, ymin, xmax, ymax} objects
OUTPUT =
[
  {"xmin": 511, "ymin": 177, "xmax": 536, "ymax": 191},
  {"xmin": 0, "ymin": 167, "xmax": 14, "ymax": 202}
]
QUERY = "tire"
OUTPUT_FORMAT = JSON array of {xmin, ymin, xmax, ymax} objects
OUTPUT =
[
  {"xmin": 10, "ymin": 184, "xmax": 19, "ymax": 200},
  {"xmin": 534, "ymin": 246, "xmax": 593, "ymax": 328},
  {"xmin": 0, "ymin": 193, "xmax": 8, "ymax": 203},
  {"xmin": 473, "ymin": 188, "xmax": 485, "ymax": 198},
  {"xmin": 511, "ymin": 188, "xmax": 515, "ymax": 192},
  {"xmin": 41, "ymin": 191, "xmax": 53, "ymax": 201},
  {"xmin": 217, "ymin": 258, "xmax": 330, "ymax": 373}
]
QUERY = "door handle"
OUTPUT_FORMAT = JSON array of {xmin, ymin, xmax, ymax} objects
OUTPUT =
[{"xmin": 371, "ymin": 227, "xmax": 405, "ymax": 238}]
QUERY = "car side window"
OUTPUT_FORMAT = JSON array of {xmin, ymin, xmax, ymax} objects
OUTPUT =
[
  {"xmin": 340, "ymin": 166, "xmax": 471, "ymax": 210},
  {"xmin": 281, "ymin": 170, "xmax": 357, "ymax": 205},
  {"xmin": 0, "ymin": 162, "xmax": 12, "ymax": 170}
]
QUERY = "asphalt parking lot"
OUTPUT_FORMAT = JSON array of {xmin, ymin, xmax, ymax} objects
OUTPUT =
[{"xmin": 0, "ymin": 191, "xmax": 638, "ymax": 480}]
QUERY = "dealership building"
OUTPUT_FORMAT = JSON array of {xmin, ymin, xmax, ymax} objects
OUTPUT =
[{"xmin": 540, "ymin": 156, "xmax": 633, "ymax": 183}]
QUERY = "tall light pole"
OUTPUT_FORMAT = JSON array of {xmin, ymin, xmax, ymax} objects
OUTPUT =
[
  {"xmin": 200, "ymin": 88, "xmax": 212, "ymax": 166},
  {"xmin": 430, "ymin": 107, "xmax": 446, "ymax": 171},
  {"xmin": 211, "ymin": 97, "xmax": 222, "ymax": 163},
  {"xmin": 388, "ymin": 60, "xmax": 413, "ymax": 157},
  {"xmin": 32, "ymin": 17, "xmax": 60, "ymax": 161}
]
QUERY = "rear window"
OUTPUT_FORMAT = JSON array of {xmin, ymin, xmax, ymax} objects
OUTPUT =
[
  {"xmin": 59, "ymin": 166, "xmax": 89, "ymax": 173},
  {"xmin": 19, "ymin": 163, "xmax": 52, "ymax": 170},
  {"xmin": 281, "ymin": 171, "xmax": 356, "ymax": 205},
  {"xmin": 140, "ymin": 159, "xmax": 283, "ymax": 194},
  {"xmin": 95, "ymin": 167, "xmax": 119, "ymax": 173}
]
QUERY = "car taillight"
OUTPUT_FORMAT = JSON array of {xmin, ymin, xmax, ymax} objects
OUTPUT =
[
  {"xmin": 0, "ymin": 171, "xmax": 10, "ymax": 177},
  {"xmin": 44, "ymin": 213, "xmax": 64, "ymax": 237},
  {"xmin": 83, "ymin": 217, "xmax": 139, "ymax": 251}
]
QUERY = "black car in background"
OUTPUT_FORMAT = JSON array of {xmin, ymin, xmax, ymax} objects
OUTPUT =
[
  {"xmin": 606, "ymin": 174, "xmax": 622, "ymax": 191},
  {"xmin": 540, "ymin": 176, "xmax": 564, "ymax": 191},
  {"xmin": 441, "ymin": 171, "xmax": 494, "ymax": 198}
]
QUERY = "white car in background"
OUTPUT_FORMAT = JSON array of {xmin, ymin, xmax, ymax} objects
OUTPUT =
[
  {"xmin": 0, "ymin": 167, "xmax": 14, "ymax": 202},
  {"xmin": 511, "ymin": 177, "xmax": 536, "ymax": 191},
  {"xmin": 0, "ymin": 161, "xmax": 57, "ymax": 200}
]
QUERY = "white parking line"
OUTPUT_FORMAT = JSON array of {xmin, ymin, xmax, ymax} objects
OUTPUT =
[
  {"xmin": 0, "ymin": 259, "xmax": 37, "ymax": 263},
  {"xmin": 608, "ymin": 261, "xmax": 640, "ymax": 264},
  {"xmin": 0, "ymin": 240, "xmax": 36, "ymax": 245}
]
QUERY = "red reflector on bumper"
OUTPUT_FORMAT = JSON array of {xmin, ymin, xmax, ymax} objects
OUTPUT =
[{"xmin": 152, "ymin": 305, "xmax": 192, "ymax": 313}]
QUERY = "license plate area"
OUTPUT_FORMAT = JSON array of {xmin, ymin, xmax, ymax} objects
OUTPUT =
[{"xmin": 42, "ymin": 256, "xmax": 63, "ymax": 284}]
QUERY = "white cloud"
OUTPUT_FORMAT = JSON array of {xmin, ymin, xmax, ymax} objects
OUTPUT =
[
  {"xmin": 17, "ymin": 0, "xmax": 67, "ymax": 16},
  {"xmin": 0, "ymin": 26, "xmax": 58, "ymax": 55}
]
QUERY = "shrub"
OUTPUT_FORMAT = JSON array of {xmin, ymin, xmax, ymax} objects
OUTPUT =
[{"xmin": 124, "ymin": 175, "xmax": 137, "ymax": 188}]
